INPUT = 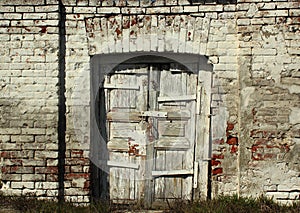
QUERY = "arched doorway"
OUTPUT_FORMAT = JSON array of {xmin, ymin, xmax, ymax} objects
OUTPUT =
[{"xmin": 90, "ymin": 53, "xmax": 212, "ymax": 206}]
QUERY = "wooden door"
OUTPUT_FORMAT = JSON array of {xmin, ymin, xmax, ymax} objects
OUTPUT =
[{"xmin": 102, "ymin": 63, "xmax": 198, "ymax": 204}]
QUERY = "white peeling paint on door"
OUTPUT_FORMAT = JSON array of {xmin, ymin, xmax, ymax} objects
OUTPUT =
[{"xmin": 102, "ymin": 62, "xmax": 200, "ymax": 205}]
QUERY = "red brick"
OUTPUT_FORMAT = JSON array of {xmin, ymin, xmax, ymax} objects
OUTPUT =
[
  {"xmin": 212, "ymin": 154, "xmax": 224, "ymax": 159},
  {"xmin": 226, "ymin": 122, "xmax": 234, "ymax": 131},
  {"xmin": 65, "ymin": 173, "xmax": 89, "ymax": 180},
  {"xmin": 252, "ymin": 153, "xmax": 264, "ymax": 161},
  {"xmin": 83, "ymin": 180, "xmax": 90, "ymax": 191},
  {"xmin": 70, "ymin": 150, "xmax": 84, "ymax": 158},
  {"xmin": 211, "ymin": 159, "xmax": 221, "ymax": 166},
  {"xmin": 226, "ymin": 136, "xmax": 238, "ymax": 145},
  {"xmin": 1, "ymin": 166, "xmax": 10, "ymax": 174},
  {"xmin": 251, "ymin": 145, "xmax": 263, "ymax": 152},
  {"xmin": 35, "ymin": 166, "xmax": 58, "ymax": 174},
  {"xmin": 230, "ymin": 145, "xmax": 238, "ymax": 154},
  {"xmin": 212, "ymin": 168, "xmax": 223, "ymax": 175}
]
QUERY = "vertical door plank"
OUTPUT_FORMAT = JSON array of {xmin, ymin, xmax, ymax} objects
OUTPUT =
[
  {"xmin": 145, "ymin": 66, "xmax": 160, "ymax": 205},
  {"xmin": 106, "ymin": 66, "xmax": 149, "ymax": 203},
  {"xmin": 164, "ymin": 151, "xmax": 183, "ymax": 199},
  {"xmin": 154, "ymin": 150, "xmax": 165, "ymax": 199}
]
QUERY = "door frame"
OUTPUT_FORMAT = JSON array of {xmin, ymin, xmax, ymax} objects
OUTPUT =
[{"xmin": 90, "ymin": 52, "xmax": 213, "ymax": 201}]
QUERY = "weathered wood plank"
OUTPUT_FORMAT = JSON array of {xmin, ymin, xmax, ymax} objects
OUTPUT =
[
  {"xmin": 109, "ymin": 73, "xmax": 137, "ymax": 109},
  {"xmin": 182, "ymin": 176, "xmax": 193, "ymax": 199},
  {"xmin": 135, "ymin": 73, "xmax": 148, "ymax": 111},
  {"xmin": 109, "ymin": 152, "xmax": 131, "ymax": 200},
  {"xmin": 107, "ymin": 138, "xmax": 129, "ymax": 151},
  {"xmin": 144, "ymin": 67, "xmax": 160, "ymax": 206},
  {"xmin": 165, "ymin": 151, "xmax": 183, "ymax": 198},
  {"xmin": 194, "ymin": 70, "xmax": 212, "ymax": 199},
  {"xmin": 141, "ymin": 111, "xmax": 167, "ymax": 118},
  {"xmin": 154, "ymin": 150, "xmax": 165, "ymax": 199},
  {"xmin": 152, "ymin": 169, "xmax": 193, "ymax": 177},
  {"xmin": 107, "ymin": 160, "xmax": 139, "ymax": 170},
  {"xmin": 154, "ymin": 137, "xmax": 190, "ymax": 150},
  {"xmin": 106, "ymin": 111, "xmax": 141, "ymax": 122},
  {"xmin": 114, "ymin": 66, "xmax": 148, "ymax": 74},
  {"xmin": 103, "ymin": 83, "xmax": 140, "ymax": 90},
  {"xmin": 159, "ymin": 122, "xmax": 185, "ymax": 137},
  {"xmin": 129, "ymin": 158, "xmax": 136, "ymax": 200},
  {"xmin": 167, "ymin": 111, "xmax": 191, "ymax": 120},
  {"xmin": 157, "ymin": 94, "xmax": 196, "ymax": 102},
  {"xmin": 196, "ymin": 83, "xmax": 203, "ymax": 115}
]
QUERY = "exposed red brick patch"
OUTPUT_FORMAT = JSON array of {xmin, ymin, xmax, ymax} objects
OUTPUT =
[
  {"xmin": 230, "ymin": 145, "xmax": 238, "ymax": 154},
  {"xmin": 226, "ymin": 136, "xmax": 238, "ymax": 145},
  {"xmin": 39, "ymin": 26, "xmax": 47, "ymax": 33},
  {"xmin": 71, "ymin": 150, "xmax": 84, "ymax": 158},
  {"xmin": 1, "ymin": 152, "xmax": 9, "ymax": 158},
  {"xmin": 10, "ymin": 166, "xmax": 19, "ymax": 173},
  {"xmin": 251, "ymin": 138, "xmax": 291, "ymax": 161},
  {"xmin": 212, "ymin": 168, "xmax": 223, "ymax": 175},
  {"xmin": 115, "ymin": 28, "xmax": 122, "ymax": 36},
  {"xmin": 1, "ymin": 166, "xmax": 9, "ymax": 173},
  {"xmin": 212, "ymin": 154, "xmax": 224, "ymax": 159},
  {"xmin": 226, "ymin": 122, "xmax": 234, "ymax": 131},
  {"xmin": 84, "ymin": 180, "xmax": 90, "ymax": 191},
  {"xmin": 131, "ymin": 18, "xmax": 137, "ymax": 26},
  {"xmin": 252, "ymin": 153, "xmax": 264, "ymax": 160},
  {"xmin": 123, "ymin": 19, "xmax": 130, "ymax": 29},
  {"xmin": 66, "ymin": 158, "xmax": 89, "ymax": 165},
  {"xmin": 211, "ymin": 159, "xmax": 221, "ymax": 166},
  {"xmin": 251, "ymin": 144, "xmax": 263, "ymax": 152}
]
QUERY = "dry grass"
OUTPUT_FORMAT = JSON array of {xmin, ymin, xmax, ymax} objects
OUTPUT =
[
  {"xmin": 0, "ymin": 193, "xmax": 299, "ymax": 213},
  {"xmin": 168, "ymin": 195, "xmax": 300, "ymax": 213}
]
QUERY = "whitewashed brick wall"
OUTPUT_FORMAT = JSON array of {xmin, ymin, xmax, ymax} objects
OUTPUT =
[
  {"xmin": 0, "ymin": 0, "xmax": 299, "ymax": 205},
  {"xmin": 0, "ymin": 0, "xmax": 60, "ymax": 199}
]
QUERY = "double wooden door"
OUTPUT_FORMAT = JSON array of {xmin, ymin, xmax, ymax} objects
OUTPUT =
[{"xmin": 102, "ymin": 63, "xmax": 199, "ymax": 205}]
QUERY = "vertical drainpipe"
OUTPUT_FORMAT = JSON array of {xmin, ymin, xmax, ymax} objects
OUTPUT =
[{"xmin": 58, "ymin": 0, "xmax": 66, "ymax": 203}]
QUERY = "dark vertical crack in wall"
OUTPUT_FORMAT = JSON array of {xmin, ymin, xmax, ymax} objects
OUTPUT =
[{"xmin": 58, "ymin": 0, "xmax": 66, "ymax": 203}]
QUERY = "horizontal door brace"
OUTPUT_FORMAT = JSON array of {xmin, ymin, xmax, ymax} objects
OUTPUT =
[
  {"xmin": 152, "ymin": 169, "xmax": 193, "ymax": 177},
  {"xmin": 141, "ymin": 111, "xmax": 168, "ymax": 117},
  {"xmin": 103, "ymin": 83, "xmax": 140, "ymax": 90},
  {"xmin": 157, "ymin": 94, "xmax": 196, "ymax": 102},
  {"xmin": 107, "ymin": 160, "xmax": 140, "ymax": 170}
]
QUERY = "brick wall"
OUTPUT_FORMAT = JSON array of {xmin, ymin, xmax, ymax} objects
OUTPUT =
[
  {"xmin": 237, "ymin": 0, "xmax": 300, "ymax": 204},
  {"xmin": 0, "ymin": 0, "xmax": 299, "ymax": 205},
  {"xmin": 0, "ymin": 0, "xmax": 60, "ymax": 199}
]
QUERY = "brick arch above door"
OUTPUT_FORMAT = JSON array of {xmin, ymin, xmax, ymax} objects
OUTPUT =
[{"xmin": 84, "ymin": 15, "xmax": 212, "ymax": 56}]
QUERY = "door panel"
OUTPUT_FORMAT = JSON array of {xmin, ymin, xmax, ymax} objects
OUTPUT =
[
  {"xmin": 103, "ymin": 63, "xmax": 198, "ymax": 204},
  {"xmin": 105, "ymin": 65, "xmax": 148, "ymax": 202},
  {"xmin": 151, "ymin": 66, "xmax": 197, "ymax": 202}
]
